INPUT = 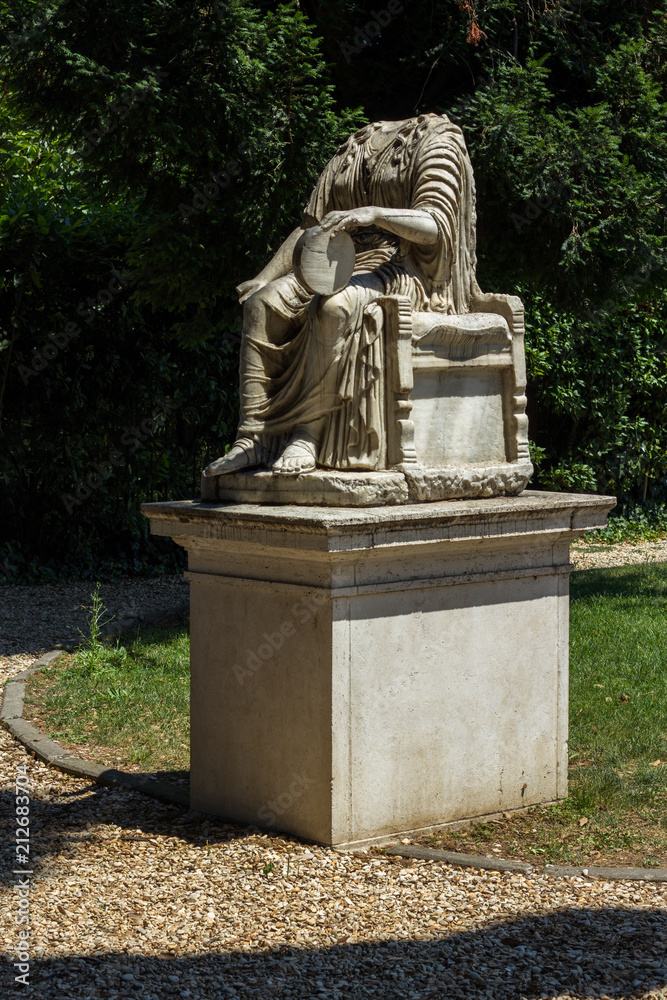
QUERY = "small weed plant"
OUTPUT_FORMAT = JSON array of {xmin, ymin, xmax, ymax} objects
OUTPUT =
[{"xmin": 76, "ymin": 583, "xmax": 127, "ymax": 673}]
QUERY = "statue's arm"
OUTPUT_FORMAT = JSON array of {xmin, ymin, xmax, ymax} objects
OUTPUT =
[
  {"xmin": 320, "ymin": 207, "xmax": 438, "ymax": 246},
  {"xmin": 236, "ymin": 226, "xmax": 307, "ymax": 304}
]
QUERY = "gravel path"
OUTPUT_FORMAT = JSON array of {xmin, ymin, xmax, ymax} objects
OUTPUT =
[
  {"xmin": 0, "ymin": 574, "xmax": 189, "ymax": 661},
  {"xmin": 571, "ymin": 536, "xmax": 667, "ymax": 572},
  {"xmin": 2, "ymin": 548, "xmax": 667, "ymax": 999},
  {"xmin": 1, "ymin": 726, "xmax": 666, "ymax": 999}
]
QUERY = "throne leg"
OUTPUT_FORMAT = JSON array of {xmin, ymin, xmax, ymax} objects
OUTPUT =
[{"xmin": 381, "ymin": 295, "xmax": 419, "ymax": 470}]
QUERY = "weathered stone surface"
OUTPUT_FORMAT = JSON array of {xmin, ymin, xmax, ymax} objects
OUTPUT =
[
  {"xmin": 0, "ymin": 681, "xmax": 24, "ymax": 721},
  {"xmin": 544, "ymin": 863, "xmax": 667, "ymax": 882},
  {"xmin": 292, "ymin": 226, "xmax": 355, "ymax": 296},
  {"xmin": 144, "ymin": 490, "xmax": 615, "ymax": 543},
  {"xmin": 203, "ymin": 115, "xmax": 533, "ymax": 501},
  {"xmin": 143, "ymin": 491, "xmax": 615, "ymax": 848},
  {"xmin": 199, "ymin": 464, "xmax": 532, "ymax": 506},
  {"xmin": 404, "ymin": 462, "xmax": 533, "ymax": 502},
  {"xmin": 201, "ymin": 468, "xmax": 409, "ymax": 506},
  {"xmin": 385, "ymin": 845, "xmax": 534, "ymax": 874}
]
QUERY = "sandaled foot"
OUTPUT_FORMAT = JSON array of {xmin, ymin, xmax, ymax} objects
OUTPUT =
[
  {"xmin": 272, "ymin": 433, "xmax": 318, "ymax": 476},
  {"xmin": 203, "ymin": 438, "xmax": 263, "ymax": 477}
]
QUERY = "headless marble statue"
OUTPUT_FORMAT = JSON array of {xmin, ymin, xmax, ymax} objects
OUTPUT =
[
  {"xmin": 203, "ymin": 113, "xmax": 531, "ymax": 502},
  {"xmin": 204, "ymin": 113, "xmax": 483, "ymax": 478}
]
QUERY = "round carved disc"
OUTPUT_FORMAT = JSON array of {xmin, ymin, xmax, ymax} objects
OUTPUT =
[{"xmin": 292, "ymin": 226, "xmax": 356, "ymax": 297}]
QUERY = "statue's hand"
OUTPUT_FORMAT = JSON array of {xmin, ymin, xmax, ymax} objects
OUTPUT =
[
  {"xmin": 320, "ymin": 207, "xmax": 379, "ymax": 236},
  {"xmin": 236, "ymin": 278, "xmax": 267, "ymax": 305}
]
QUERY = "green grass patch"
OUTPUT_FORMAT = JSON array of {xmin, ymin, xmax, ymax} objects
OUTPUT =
[
  {"xmin": 24, "ymin": 627, "xmax": 190, "ymax": 773},
  {"xmin": 419, "ymin": 561, "xmax": 667, "ymax": 866},
  {"xmin": 568, "ymin": 562, "xmax": 667, "ymax": 815}
]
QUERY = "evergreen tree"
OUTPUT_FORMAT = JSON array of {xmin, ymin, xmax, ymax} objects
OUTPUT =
[{"xmin": 2, "ymin": 1, "xmax": 667, "ymax": 579}]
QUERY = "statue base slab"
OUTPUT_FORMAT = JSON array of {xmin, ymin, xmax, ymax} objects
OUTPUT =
[
  {"xmin": 200, "ymin": 461, "xmax": 533, "ymax": 507},
  {"xmin": 142, "ymin": 490, "xmax": 615, "ymax": 848},
  {"xmin": 201, "ymin": 468, "xmax": 409, "ymax": 506}
]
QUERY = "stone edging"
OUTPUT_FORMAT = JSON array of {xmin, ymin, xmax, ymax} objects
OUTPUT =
[
  {"xmin": 0, "ymin": 650, "xmax": 188, "ymax": 809},
  {"xmin": 4, "ymin": 652, "xmax": 667, "ymax": 882},
  {"xmin": 383, "ymin": 844, "xmax": 667, "ymax": 883}
]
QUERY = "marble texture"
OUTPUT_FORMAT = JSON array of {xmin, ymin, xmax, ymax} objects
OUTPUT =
[{"xmin": 200, "ymin": 463, "xmax": 531, "ymax": 506}]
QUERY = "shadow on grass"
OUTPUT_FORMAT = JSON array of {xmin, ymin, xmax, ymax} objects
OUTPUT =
[{"xmin": 571, "ymin": 560, "xmax": 667, "ymax": 603}]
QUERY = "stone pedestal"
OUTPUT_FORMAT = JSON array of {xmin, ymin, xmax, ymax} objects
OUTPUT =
[{"xmin": 142, "ymin": 491, "xmax": 614, "ymax": 849}]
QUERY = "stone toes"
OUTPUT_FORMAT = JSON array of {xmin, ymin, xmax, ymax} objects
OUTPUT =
[{"xmin": 204, "ymin": 457, "xmax": 227, "ymax": 476}]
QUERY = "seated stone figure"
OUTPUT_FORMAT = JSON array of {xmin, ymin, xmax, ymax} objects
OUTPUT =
[{"xmin": 204, "ymin": 113, "xmax": 531, "ymax": 503}]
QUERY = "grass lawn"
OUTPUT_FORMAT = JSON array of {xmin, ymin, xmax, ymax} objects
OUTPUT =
[
  {"xmin": 22, "ymin": 561, "xmax": 667, "ymax": 866},
  {"xmin": 23, "ymin": 627, "xmax": 190, "ymax": 775}
]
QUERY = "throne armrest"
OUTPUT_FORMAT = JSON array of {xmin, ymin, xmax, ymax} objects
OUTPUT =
[{"xmin": 469, "ymin": 291, "xmax": 525, "ymax": 338}]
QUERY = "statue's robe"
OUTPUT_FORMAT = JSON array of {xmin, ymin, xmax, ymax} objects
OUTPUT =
[{"xmin": 238, "ymin": 113, "xmax": 481, "ymax": 470}]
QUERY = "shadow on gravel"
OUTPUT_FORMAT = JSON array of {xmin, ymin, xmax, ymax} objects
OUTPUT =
[
  {"xmin": 0, "ymin": 777, "xmax": 276, "ymax": 889},
  {"xmin": 6, "ymin": 907, "xmax": 667, "ymax": 999},
  {"xmin": 2, "ymin": 779, "xmax": 666, "ymax": 998}
]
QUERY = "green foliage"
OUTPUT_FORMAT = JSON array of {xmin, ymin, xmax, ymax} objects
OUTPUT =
[
  {"xmin": 523, "ymin": 286, "xmax": 667, "ymax": 495},
  {"xmin": 1, "ymin": 0, "xmax": 364, "ymax": 342},
  {"xmin": 2, "ymin": 2, "xmax": 667, "ymax": 579},
  {"xmin": 590, "ymin": 500, "xmax": 667, "ymax": 543},
  {"xmin": 0, "ymin": 2, "xmax": 363, "ymax": 580}
]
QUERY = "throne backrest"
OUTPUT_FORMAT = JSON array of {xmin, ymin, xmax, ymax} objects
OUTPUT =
[{"xmin": 380, "ymin": 293, "xmax": 531, "ymax": 474}]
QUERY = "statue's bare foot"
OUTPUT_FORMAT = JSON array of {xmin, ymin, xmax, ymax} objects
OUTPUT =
[
  {"xmin": 273, "ymin": 432, "xmax": 318, "ymax": 476},
  {"xmin": 203, "ymin": 438, "xmax": 262, "ymax": 477}
]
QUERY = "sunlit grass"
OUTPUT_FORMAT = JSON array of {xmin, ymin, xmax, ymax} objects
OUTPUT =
[{"xmin": 24, "ymin": 627, "xmax": 190, "ymax": 772}]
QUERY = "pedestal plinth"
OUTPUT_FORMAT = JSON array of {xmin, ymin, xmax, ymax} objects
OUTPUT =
[{"xmin": 142, "ymin": 491, "xmax": 614, "ymax": 849}]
